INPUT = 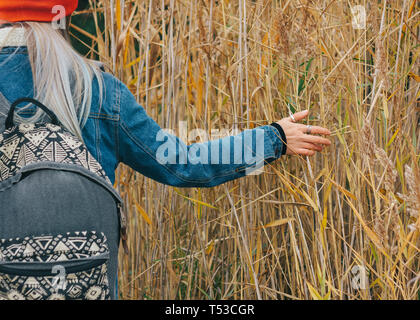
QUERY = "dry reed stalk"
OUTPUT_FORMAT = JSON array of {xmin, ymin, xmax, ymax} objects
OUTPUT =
[{"xmin": 70, "ymin": 0, "xmax": 420, "ymax": 300}]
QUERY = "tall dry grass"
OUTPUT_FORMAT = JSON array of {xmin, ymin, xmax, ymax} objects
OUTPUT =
[{"xmin": 71, "ymin": 0, "xmax": 419, "ymax": 299}]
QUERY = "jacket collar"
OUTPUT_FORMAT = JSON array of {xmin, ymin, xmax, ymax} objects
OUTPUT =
[{"xmin": 0, "ymin": 26, "xmax": 26, "ymax": 47}]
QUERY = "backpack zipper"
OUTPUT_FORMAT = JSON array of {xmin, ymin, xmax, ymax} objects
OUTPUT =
[{"xmin": 0, "ymin": 253, "xmax": 109, "ymax": 277}]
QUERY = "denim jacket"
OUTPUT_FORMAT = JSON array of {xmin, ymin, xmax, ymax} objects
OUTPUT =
[{"xmin": 0, "ymin": 46, "xmax": 285, "ymax": 187}]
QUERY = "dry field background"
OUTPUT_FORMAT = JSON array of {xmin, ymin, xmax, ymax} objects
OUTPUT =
[{"xmin": 70, "ymin": 0, "xmax": 419, "ymax": 299}]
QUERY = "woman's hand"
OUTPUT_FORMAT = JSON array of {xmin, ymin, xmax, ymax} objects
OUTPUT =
[{"xmin": 276, "ymin": 110, "xmax": 331, "ymax": 156}]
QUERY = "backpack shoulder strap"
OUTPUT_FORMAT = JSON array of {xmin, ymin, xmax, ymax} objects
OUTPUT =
[{"xmin": 0, "ymin": 92, "xmax": 10, "ymax": 132}]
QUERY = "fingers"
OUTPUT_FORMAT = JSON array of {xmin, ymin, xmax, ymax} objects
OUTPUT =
[
  {"xmin": 292, "ymin": 148, "xmax": 316, "ymax": 156},
  {"xmin": 297, "ymin": 124, "xmax": 331, "ymax": 135},
  {"xmin": 282, "ymin": 110, "xmax": 332, "ymax": 157},
  {"xmin": 303, "ymin": 134, "xmax": 331, "ymax": 146},
  {"xmin": 287, "ymin": 142, "xmax": 323, "ymax": 156},
  {"xmin": 290, "ymin": 109, "xmax": 309, "ymax": 122},
  {"xmin": 289, "ymin": 110, "xmax": 331, "ymax": 135},
  {"xmin": 300, "ymin": 142, "xmax": 323, "ymax": 152},
  {"xmin": 294, "ymin": 123, "xmax": 331, "ymax": 135},
  {"xmin": 313, "ymin": 126, "xmax": 331, "ymax": 135}
]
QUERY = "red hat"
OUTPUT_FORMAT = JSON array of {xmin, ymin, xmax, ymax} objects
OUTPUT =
[{"xmin": 0, "ymin": 1, "xmax": 78, "ymax": 23}]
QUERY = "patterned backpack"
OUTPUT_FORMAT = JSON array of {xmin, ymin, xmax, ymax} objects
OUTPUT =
[{"xmin": 0, "ymin": 96, "xmax": 126, "ymax": 300}]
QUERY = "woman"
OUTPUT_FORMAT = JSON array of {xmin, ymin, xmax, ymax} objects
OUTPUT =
[{"xmin": 0, "ymin": 1, "xmax": 331, "ymax": 300}]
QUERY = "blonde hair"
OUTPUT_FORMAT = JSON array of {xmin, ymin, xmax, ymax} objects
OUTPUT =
[{"xmin": 1, "ymin": 22, "xmax": 104, "ymax": 141}]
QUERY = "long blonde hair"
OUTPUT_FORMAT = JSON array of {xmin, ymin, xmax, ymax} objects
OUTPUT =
[{"xmin": 1, "ymin": 22, "xmax": 104, "ymax": 141}]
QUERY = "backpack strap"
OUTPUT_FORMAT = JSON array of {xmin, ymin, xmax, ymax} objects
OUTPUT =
[
  {"xmin": 0, "ymin": 92, "xmax": 10, "ymax": 132},
  {"xmin": 5, "ymin": 97, "xmax": 61, "ymax": 129},
  {"xmin": 0, "ymin": 95, "xmax": 62, "ymax": 130}
]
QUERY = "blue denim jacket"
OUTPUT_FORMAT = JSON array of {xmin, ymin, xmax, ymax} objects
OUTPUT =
[{"xmin": 0, "ymin": 46, "xmax": 285, "ymax": 186}]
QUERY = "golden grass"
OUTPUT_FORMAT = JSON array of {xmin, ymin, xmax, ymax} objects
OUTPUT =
[{"xmin": 71, "ymin": 0, "xmax": 419, "ymax": 300}]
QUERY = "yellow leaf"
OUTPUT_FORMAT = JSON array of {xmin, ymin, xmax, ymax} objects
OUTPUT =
[
  {"xmin": 299, "ymin": 189, "xmax": 319, "ymax": 213},
  {"xmin": 321, "ymin": 183, "xmax": 332, "ymax": 232},
  {"xmin": 173, "ymin": 188, "xmax": 218, "ymax": 209},
  {"xmin": 125, "ymin": 56, "xmax": 141, "ymax": 69},
  {"xmin": 116, "ymin": 0, "xmax": 122, "ymax": 30},
  {"xmin": 306, "ymin": 282, "xmax": 322, "ymax": 300},
  {"xmin": 345, "ymin": 197, "xmax": 388, "ymax": 256},
  {"xmin": 403, "ymin": 0, "xmax": 417, "ymax": 33},
  {"xmin": 314, "ymin": 167, "xmax": 327, "ymax": 182},
  {"xmin": 197, "ymin": 188, "xmax": 202, "ymax": 219},
  {"xmin": 197, "ymin": 61, "xmax": 204, "ymax": 117},
  {"xmin": 135, "ymin": 203, "xmax": 152, "ymax": 226},
  {"xmin": 205, "ymin": 240, "xmax": 214, "ymax": 255},
  {"xmin": 328, "ymin": 178, "xmax": 356, "ymax": 200},
  {"xmin": 254, "ymin": 230, "xmax": 262, "ymax": 275},
  {"xmin": 258, "ymin": 218, "xmax": 294, "ymax": 229},
  {"xmin": 383, "ymin": 94, "xmax": 389, "ymax": 119},
  {"xmin": 386, "ymin": 128, "xmax": 399, "ymax": 148},
  {"xmin": 323, "ymin": 289, "xmax": 331, "ymax": 300},
  {"xmin": 408, "ymin": 72, "xmax": 420, "ymax": 83}
]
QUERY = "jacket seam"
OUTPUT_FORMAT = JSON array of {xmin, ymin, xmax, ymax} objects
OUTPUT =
[
  {"xmin": 88, "ymin": 112, "xmax": 119, "ymax": 121},
  {"xmin": 95, "ymin": 117, "xmax": 102, "ymax": 164},
  {"xmin": 115, "ymin": 82, "xmax": 121, "ymax": 163}
]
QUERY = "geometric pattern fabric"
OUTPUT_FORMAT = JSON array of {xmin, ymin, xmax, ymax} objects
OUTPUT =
[
  {"xmin": 0, "ymin": 231, "xmax": 110, "ymax": 300},
  {"xmin": 0, "ymin": 122, "xmax": 111, "ymax": 185}
]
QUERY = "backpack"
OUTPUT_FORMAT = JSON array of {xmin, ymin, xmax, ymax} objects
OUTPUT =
[{"xmin": 0, "ymin": 96, "xmax": 127, "ymax": 300}]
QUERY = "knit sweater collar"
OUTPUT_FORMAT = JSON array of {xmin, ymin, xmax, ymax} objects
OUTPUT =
[{"xmin": 0, "ymin": 26, "xmax": 26, "ymax": 47}]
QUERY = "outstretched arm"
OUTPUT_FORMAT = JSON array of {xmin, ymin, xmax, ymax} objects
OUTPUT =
[{"xmin": 117, "ymin": 83, "xmax": 331, "ymax": 188}]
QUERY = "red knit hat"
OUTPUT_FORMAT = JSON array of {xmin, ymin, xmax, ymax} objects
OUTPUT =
[{"xmin": 0, "ymin": 1, "xmax": 78, "ymax": 23}]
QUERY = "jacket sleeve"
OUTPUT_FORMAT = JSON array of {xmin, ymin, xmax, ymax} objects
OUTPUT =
[{"xmin": 117, "ymin": 81, "xmax": 285, "ymax": 187}]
